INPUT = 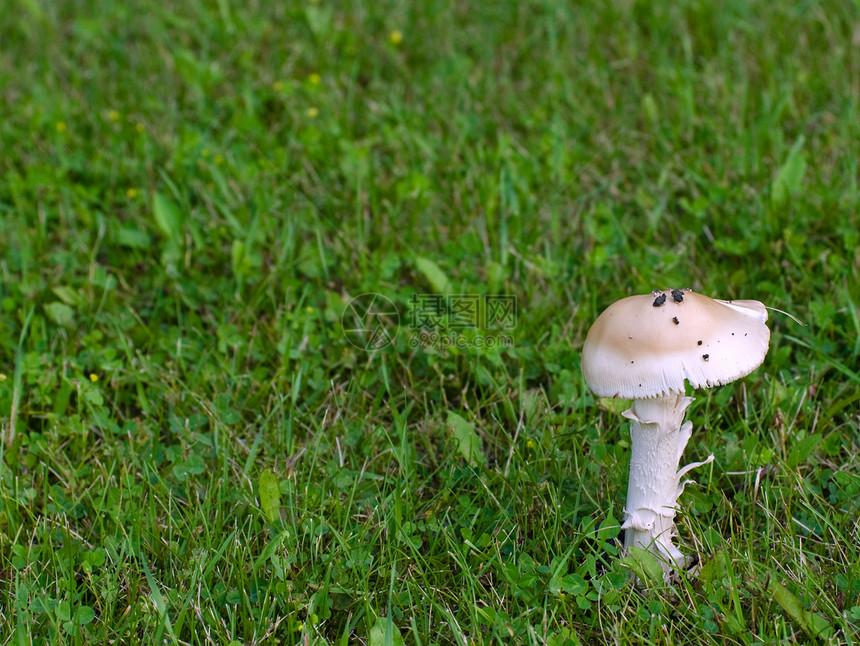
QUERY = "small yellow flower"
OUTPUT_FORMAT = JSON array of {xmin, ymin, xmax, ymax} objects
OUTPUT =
[
  {"xmin": 0, "ymin": 374, "xmax": 7, "ymax": 382},
  {"xmin": 108, "ymin": 110, "xmax": 120, "ymax": 122},
  {"xmin": 135, "ymin": 123, "xmax": 145, "ymax": 134},
  {"xmin": 527, "ymin": 439, "xmax": 536, "ymax": 449},
  {"xmin": 308, "ymin": 73, "xmax": 321, "ymax": 85},
  {"xmin": 56, "ymin": 121, "xmax": 67, "ymax": 133},
  {"xmin": 305, "ymin": 306, "xmax": 314, "ymax": 313},
  {"xmin": 389, "ymin": 30, "xmax": 403, "ymax": 45},
  {"xmin": 89, "ymin": 373, "xmax": 99, "ymax": 383},
  {"xmin": 214, "ymin": 154, "xmax": 224, "ymax": 165},
  {"xmin": 272, "ymin": 80, "xmax": 285, "ymax": 92},
  {"xmin": 126, "ymin": 188, "xmax": 138, "ymax": 198},
  {"xmin": 306, "ymin": 106, "xmax": 319, "ymax": 118}
]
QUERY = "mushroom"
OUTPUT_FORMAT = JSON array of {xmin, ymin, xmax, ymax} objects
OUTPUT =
[{"xmin": 581, "ymin": 288, "xmax": 770, "ymax": 578}]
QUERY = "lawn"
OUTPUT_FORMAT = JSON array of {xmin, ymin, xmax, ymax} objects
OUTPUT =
[{"xmin": 0, "ymin": 0, "xmax": 858, "ymax": 644}]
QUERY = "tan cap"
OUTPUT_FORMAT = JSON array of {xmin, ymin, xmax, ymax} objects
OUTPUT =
[{"xmin": 582, "ymin": 289, "xmax": 770, "ymax": 399}]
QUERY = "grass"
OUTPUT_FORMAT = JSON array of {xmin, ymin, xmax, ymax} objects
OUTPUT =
[{"xmin": 0, "ymin": 0, "xmax": 858, "ymax": 643}]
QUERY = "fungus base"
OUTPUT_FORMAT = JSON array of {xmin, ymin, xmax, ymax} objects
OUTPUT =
[{"xmin": 621, "ymin": 393, "xmax": 713, "ymax": 577}]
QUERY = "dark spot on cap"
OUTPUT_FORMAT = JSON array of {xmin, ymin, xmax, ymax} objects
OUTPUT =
[
  {"xmin": 703, "ymin": 354, "xmax": 709, "ymax": 361},
  {"xmin": 697, "ymin": 340, "xmax": 703, "ymax": 346},
  {"xmin": 653, "ymin": 293, "xmax": 667, "ymax": 307},
  {"xmin": 671, "ymin": 289, "xmax": 685, "ymax": 303},
  {"xmin": 672, "ymin": 317, "xmax": 679, "ymax": 325},
  {"xmin": 630, "ymin": 361, "xmax": 634, "ymax": 364},
  {"xmin": 731, "ymin": 332, "xmax": 735, "ymax": 336}
]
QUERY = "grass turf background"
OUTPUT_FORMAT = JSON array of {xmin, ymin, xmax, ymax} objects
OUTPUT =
[{"xmin": 0, "ymin": 0, "xmax": 858, "ymax": 644}]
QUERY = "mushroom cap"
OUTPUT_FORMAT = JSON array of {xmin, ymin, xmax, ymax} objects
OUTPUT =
[{"xmin": 581, "ymin": 289, "xmax": 770, "ymax": 399}]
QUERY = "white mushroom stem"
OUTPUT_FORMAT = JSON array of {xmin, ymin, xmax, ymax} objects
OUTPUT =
[{"xmin": 621, "ymin": 393, "xmax": 714, "ymax": 575}]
